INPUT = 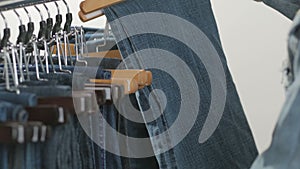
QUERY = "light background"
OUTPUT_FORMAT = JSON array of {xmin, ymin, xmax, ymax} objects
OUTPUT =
[{"xmin": 0, "ymin": 0, "xmax": 293, "ymax": 153}]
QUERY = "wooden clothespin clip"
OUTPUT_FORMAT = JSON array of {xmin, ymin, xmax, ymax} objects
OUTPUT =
[
  {"xmin": 0, "ymin": 122, "xmax": 25, "ymax": 144},
  {"xmin": 90, "ymin": 78, "xmax": 139, "ymax": 94},
  {"xmin": 53, "ymin": 43, "xmax": 122, "ymax": 60},
  {"xmin": 109, "ymin": 69, "xmax": 153, "ymax": 88},
  {"xmin": 90, "ymin": 69, "xmax": 153, "ymax": 94},
  {"xmin": 80, "ymin": 0, "xmax": 124, "ymax": 14},
  {"xmin": 26, "ymin": 105, "xmax": 66, "ymax": 126},
  {"xmin": 79, "ymin": 10, "xmax": 104, "ymax": 22},
  {"xmin": 78, "ymin": 0, "xmax": 125, "ymax": 22},
  {"xmin": 85, "ymin": 83, "xmax": 124, "ymax": 104},
  {"xmin": 0, "ymin": 122, "xmax": 50, "ymax": 144}
]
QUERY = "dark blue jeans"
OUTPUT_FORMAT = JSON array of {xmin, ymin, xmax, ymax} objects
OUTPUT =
[
  {"xmin": 0, "ymin": 101, "xmax": 31, "ymax": 169},
  {"xmin": 102, "ymin": 0, "xmax": 258, "ymax": 168},
  {"xmin": 0, "ymin": 92, "xmax": 37, "ymax": 107}
]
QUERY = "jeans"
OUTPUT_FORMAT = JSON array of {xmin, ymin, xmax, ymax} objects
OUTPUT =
[
  {"xmin": 261, "ymin": 0, "xmax": 300, "ymax": 19},
  {"xmin": 103, "ymin": 0, "xmax": 258, "ymax": 168},
  {"xmin": 250, "ymin": 10, "xmax": 300, "ymax": 169},
  {"xmin": 0, "ymin": 101, "xmax": 30, "ymax": 169},
  {"xmin": 19, "ymin": 85, "xmax": 72, "ymax": 97},
  {"xmin": 0, "ymin": 92, "xmax": 37, "ymax": 107}
]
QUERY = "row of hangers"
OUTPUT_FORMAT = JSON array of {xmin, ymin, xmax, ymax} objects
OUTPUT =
[{"xmin": 0, "ymin": 0, "xmax": 151, "ymax": 144}]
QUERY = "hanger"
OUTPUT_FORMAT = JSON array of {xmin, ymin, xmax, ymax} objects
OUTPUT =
[
  {"xmin": 78, "ymin": 10, "xmax": 104, "ymax": 22},
  {"xmin": 53, "ymin": 44, "xmax": 122, "ymax": 59},
  {"xmin": 52, "ymin": 2, "xmax": 63, "ymax": 36},
  {"xmin": 43, "ymin": 3, "xmax": 57, "ymax": 73},
  {"xmin": 90, "ymin": 78, "xmax": 139, "ymax": 94},
  {"xmin": 0, "ymin": 12, "xmax": 10, "ymax": 49},
  {"xmin": 26, "ymin": 105, "xmax": 66, "ymax": 126},
  {"xmin": 109, "ymin": 69, "xmax": 152, "ymax": 88},
  {"xmin": 80, "ymin": 0, "xmax": 124, "ymax": 14},
  {"xmin": 24, "ymin": 10, "xmax": 34, "ymax": 45},
  {"xmin": 0, "ymin": 121, "xmax": 50, "ymax": 144},
  {"xmin": 37, "ymin": 90, "xmax": 105, "ymax": 115},
  {"xmin": 43, "ymin": 3, "xmax": 53, "ymax": 41},
  {"xmin": 33, "ymin": 5, "xmax": 50, "ymax": 74},
  {"xmin": 0, "ymin": 11, "xmax": 20, "ymax": 93},
  {"xmin": 0, "ymin": 122, "xmax": 26, "ymax": 144},
  {"xmin": 84, "ymin": 83, "xmax": 124, "ymax": 104}
]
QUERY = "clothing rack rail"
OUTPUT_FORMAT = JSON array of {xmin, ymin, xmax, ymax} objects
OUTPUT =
[{"xmin": 0, "ymin": 0, "xmax": 60, "ymax": 12}]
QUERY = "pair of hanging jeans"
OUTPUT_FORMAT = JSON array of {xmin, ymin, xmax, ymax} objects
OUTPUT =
[
  {"xmin": 250, "ymin": 10, "xmax": 300, "ymax": 169},
  {"xmin": 102, "ymin": 0, "xmax": 258, "ymax": 168}
]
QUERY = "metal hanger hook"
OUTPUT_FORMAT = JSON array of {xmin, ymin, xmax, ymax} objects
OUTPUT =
[
  {"xmin": 0, "ymin": 12, "xmax": 8, "ymax": 28},
  {"xmin": 24, "ymin": 8, "xmax": 32, "ymax": 23},
  {"xmin": 54, "ymin": 2, "xmax": 60, "ymax": 15},
  {"xmin": 62, "ymin": 0, "xmax": 70, "ymax": 14},
  {"xmin": 34, "ymin": 5, "xmax": 44, "ymax": 21},
  {"xmin": 43, "ymin": 4, "xmax": 51, "ymax": 19},
  {"xmin": 13, "ymin": 9, "xmax": 22, "ymax": 25}
]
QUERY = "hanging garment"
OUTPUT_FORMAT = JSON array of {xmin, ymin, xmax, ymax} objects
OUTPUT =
[{"xmin": 103, "ymin": 0, "xmax": 258, "ymax": 168}]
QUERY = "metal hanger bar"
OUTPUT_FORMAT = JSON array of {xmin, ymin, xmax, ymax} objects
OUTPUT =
[{"xmin": 0, "ymin": 0, "xmax": 60, "ymax": 12}]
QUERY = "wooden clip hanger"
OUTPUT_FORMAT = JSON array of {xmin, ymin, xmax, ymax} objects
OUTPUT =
[
  {"xmin": 90, "ymin": 69, "xmax": 153, "ymax": 94},
  {"xmin": 109, "ymin": 69, "xmax": 153, "ymax": 88},
  {"xmin": 26, "ymin": 105, "xmax": 66, "ymax": 126},
  {"xmin": 90, "ymin": 78, "xmax": 139, "ymax": 94},
  {"xmin": 53, "ymin": 44, "xmax": 122, "ymax": 60},
  {"xmin": 0, "ymin": 122, "xmax": 50, "ymax": 144},
  {"xmin": 79, "ymin": 10, "xmax": 104, "ymax": 22},
  {"xmin": 80, "ymin": 0, "xmax": 124, "ymax": 14},
  {"xmin": 85, "ymin": 83, "xmax": 124, "ymax": 104}
]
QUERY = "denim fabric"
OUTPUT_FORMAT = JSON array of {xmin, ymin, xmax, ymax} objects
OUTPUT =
[
  {"xmin": 0, "ymin": 101, "xmax": 28, "ymax": 169},
  {"xmin": 0, "ymin": 101, "xmax": 18, "ymax": 169},
  {"xmin": 250, "ymin": 10, "xmax": 300, "ymax": 169},
  {"xmin": 103, "ymin": 0, "xmax": 258, "ymax": 168},
  {"xmin": 0, "ymin": 101, "xmax": 27, "ymax": 121},
  {"xmin": 19, "ymin": 85, "xmax": 72, "ymax": 97},
  {"xmin": 261, "ymin": 0, "xmax": 300, "ymax": 19},
  {"xmin": 42, "ymin": 114, "xmax": 80, "ymax": 169},
  {"xmin": 0, "ymin": 92, "xmax": 37, "ymax": 107}
]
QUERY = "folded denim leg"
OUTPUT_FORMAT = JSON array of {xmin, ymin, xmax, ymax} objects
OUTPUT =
[{"xmin": 0, "ymin": 92, "xmax": 37, "ymax": 107}]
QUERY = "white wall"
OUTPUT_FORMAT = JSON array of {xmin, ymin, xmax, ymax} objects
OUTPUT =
[
  {"xmin": 211, "ymin": 0, "xmax": 291, "ymax": 152},
  {"xmin": 1, "ymin": 0, "xmax": 293, "ymax": 153}
]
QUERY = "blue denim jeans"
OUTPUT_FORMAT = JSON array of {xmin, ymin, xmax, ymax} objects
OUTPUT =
[
  {"xmin": 261, "ymin": 0, "xmax": 300, "ymax": 19},
  {"xmin": 0, "ymin": 92, "xmax": 37, "ymax": 107},
  {"xmin": 103, "ymin": 0, "xmax": 258, "ymax": 168},
  {"xmin": 0, "ymin": 101, "xmax": 29, "ymax": 169},
  {"xmin": 250, "ymin": 10, "xmax": 300, "ymax": 169}
]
